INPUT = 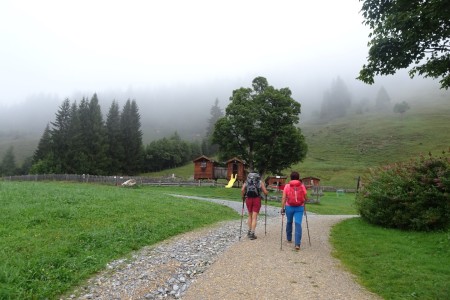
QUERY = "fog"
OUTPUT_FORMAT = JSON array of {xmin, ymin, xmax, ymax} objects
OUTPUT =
[{"xmin": 0, "ymin": 0, "xmax": 448, "ymax": 142}]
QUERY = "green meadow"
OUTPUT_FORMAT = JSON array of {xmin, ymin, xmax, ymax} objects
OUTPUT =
[
  {"xmin": 0, "ymin": 181, "xmax": 237, "ymax": 299},
  {"xmin": 1, "ymin": 181, "xmax": 448, "ymax": 299}
]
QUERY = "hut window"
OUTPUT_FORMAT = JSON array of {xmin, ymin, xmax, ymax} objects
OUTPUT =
[{"xmin": 200, "ymin": 161, "xmax": 207, "ymax": 169}]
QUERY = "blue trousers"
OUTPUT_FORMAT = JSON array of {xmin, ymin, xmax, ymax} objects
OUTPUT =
[{"xmin": 285, "ymin": 205, "xmax": 304, "ymax": 246}]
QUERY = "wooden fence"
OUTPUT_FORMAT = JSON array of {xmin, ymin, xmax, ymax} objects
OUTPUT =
[
  {"xmin": 1, "ymin": 174, "xmax": 355, "ymax": 191},
  {"xmin": 0, "ymin": 174, "xmax": 221, "ymax": 187}
]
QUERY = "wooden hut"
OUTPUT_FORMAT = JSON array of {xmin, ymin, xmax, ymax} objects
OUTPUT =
[
  {"xmin": 301, "ymin": 176, "xmax": 322, "ymax": 203},
  {"xmin": 265, "ymin": 175, "xmax": 287, "ymax": 191},
  {"xmin": 226, "ymin": 157, "xmax": 247, "ymax": 183},
  {"xmin": 193, "ymin": 155, "xmax": 217, "ymax": 180},
  {"xmin": 301, "ymin": 176, "xmax": 321, "ymax": 189}
]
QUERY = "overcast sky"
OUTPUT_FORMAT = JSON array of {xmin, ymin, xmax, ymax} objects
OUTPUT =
[{"xmin": 0, "ymin": 0, "xmax": 378, "ymax": 106}]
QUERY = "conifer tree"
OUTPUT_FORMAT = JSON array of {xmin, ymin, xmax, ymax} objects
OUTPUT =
[
  {"xmin": 88, "ymin": 94, "xmax": 109, "ymax": 174},
  {"xmin": 1, "ymin": 146, "xmax": 17, "ymax": 176},
  {"xmin": 30, "ymin": 124, "xmax": 57, "ymax": 175},
  {"xmin": 76, "ymin": 94, "xmax": 108, "ymax": 175},
  {"xmin": 50, "ymin": 98, "xmax": 72, "ymax": 173},
  {"xmin": 120, "ymin": 99, "xmax": 143, "ymax": 175},
  {"xmin": 33, "ymin": 123, "xmax": 53, "ymax": 163},
  {"xmin": 106, "ymin": 100, "xmax": 123, "ymax": 174},
  {"xmin": 203, "ymin": 98, "xmax": 223, "ymax": 155},
  {"xmin": 71, "ymin": 97, "xmax": 91, "ymax": 173},
  {"xmin": 66, "ymin": 101, "xmax": 82, "ymax": 173},
  {"xmin": 320, "ymin": 77, "xmax": 352, "ymax": 121},
  {"xmin": 375, "ymin": 87, "xmax": 392, "ymax": 112}
]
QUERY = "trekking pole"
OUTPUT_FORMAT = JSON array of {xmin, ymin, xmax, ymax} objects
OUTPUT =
[
  {"xmin": 280, "ymin": 212, "xmax": 284, "ymax": 250},
  {"xmin": 264, "ymin": 194, "xmax": 267, "ymax": 236},
  {"xmin": 239, "ymin": 196, "xmax": 245, "ymax": 241},
  {"xmin": 304, "ymin": 203, "xmax": 311, "ymax": 246}
]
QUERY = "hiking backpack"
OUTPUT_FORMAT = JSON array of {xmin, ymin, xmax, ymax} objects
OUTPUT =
[
  {"xmin": 245, "ymin": 172, "xmax": 261, "ymax": 197},
  {"xmin": 286, "ymin": 181, "xmax": 306, "ymax": 206}
]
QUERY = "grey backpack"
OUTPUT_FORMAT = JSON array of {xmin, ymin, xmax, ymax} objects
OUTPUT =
[{"xmin": 245, "ymin": 173, "xmax": 261, "ymax": 197}]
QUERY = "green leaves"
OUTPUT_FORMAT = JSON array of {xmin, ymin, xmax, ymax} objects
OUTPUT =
[
  {"xmin": 358, "ymin": 0, "xmax": 450, "ymax": 89},
  {"xmin": 356, "ymin": 150, "xmax": 450, "ymax": 231},
  {"xmin": 213, "ymin": 76, "xmax": 307, "ymax": 175}
]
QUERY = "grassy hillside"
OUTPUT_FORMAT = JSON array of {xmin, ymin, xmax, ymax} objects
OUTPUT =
[{"xmin": 291, "ymin": 97, "xmax": 450, "ymax": 188}]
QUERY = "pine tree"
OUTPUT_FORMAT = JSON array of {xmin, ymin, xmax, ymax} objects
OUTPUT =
[
  {"xmin": 375, "ymin": 87, "xmax": 392, "ymax": 112},
  {"xmin": 106, "ymin": 100, "xmax": 124, "ymax": 174},
  {"xmin": 320, "ymin": 77, "xmax": 352, "ymax": 121},
  {"xmin": 203, "ymin": 98, "xmax": 223, "ymax": 155},
  {"xmin": 88, "ymin": 94, "xmax": 109, "ymax": 174},
  {"xmin": 66, "ymin": 101, "xmax": 82, "ymax": 173},
  {"xmin": 72, "ymin": 98, "xmax": 91, "ymax": 173},
  {"xmin": 1, "ymin": 146, "xmax": 17, "ymax": 176},
  {"xmin": 33, "ymin": 124, "xmax": 53, "ymax": 163},
  {"xmin": 30, "ymin": 123, "xmax": 57, "ymax": 175},
  {"xmin": 50, "ymin": 98, "xmax": 72, "ymax": 173},
  {"xmin": 120, "ymin": 99, "xmax": 143, "ymax": 175},
  {"xmin": 76, "ymin": 94, "xmax": 108, "ymax": 175}
]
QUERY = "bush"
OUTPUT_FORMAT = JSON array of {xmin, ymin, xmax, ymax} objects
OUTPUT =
[{"xmin": 356, "ymin": 150, "xmax": 450, "ymax": 231}]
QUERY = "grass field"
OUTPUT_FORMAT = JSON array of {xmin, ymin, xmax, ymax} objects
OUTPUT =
[
  {"xmin": 0, "ymin": 181, "xmax": 238, "ymax": 299},
  {"xmin": 331, "ymin": 218, "xmax": 450, "ymax": 300},
  {"xmin": 2, "ymin": 181, "xmax": 448, "ymax": 299}
]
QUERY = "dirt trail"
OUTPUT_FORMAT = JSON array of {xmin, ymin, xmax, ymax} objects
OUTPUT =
[{"xmin": 181, "ymin": 214, "xmax": 381, "ymax": 300}]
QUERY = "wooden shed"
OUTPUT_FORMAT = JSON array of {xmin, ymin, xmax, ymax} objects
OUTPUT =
[
  {"xmin": 226, "ymin": 157, "xmax": 247, "ymax": 182},
  {"xmin": 301, "ymin": 176, "xmax": 322, "ymax": 203},
  {"xmin": 265, "ymin": 175, "xmax": 287, "ymax": 191},
  {"xmin": 301, "ymin": 176, "xmax": 321, "ymax": 189},
  {"xmin": 193, "ymin": 155, "xmax": 217, "ymax": 180}
]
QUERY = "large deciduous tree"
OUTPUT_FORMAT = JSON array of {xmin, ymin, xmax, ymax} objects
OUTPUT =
[
  {"xmin": 213, "ymin": 77, "xmax": 307, "ymax": 176},
  {"xmin": 358, "ymin": 0, "xmax": 450, "ymax": 89}
]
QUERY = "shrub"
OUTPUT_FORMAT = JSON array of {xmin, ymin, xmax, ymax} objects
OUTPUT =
[{"xmin": 356, "ymin": 150, "xmax": 450, "ymax": 231}]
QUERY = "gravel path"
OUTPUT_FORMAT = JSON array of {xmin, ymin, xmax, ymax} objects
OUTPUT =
[{"xmin": 64, "ymin": 196, "xmax": 381, "ymax": 300}]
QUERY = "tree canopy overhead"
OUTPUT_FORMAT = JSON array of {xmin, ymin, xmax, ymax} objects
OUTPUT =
[
  {"xmin": 357, "ymin": 0, "xmax": 450, "ymax": 89},
  {"xmin": 213, "ymin": 77, "xmax": 307, "ymax": 176}
]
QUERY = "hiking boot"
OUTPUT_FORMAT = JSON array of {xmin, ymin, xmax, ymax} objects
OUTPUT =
[
  {"xmin": 295, "ymin": 245, "xmax": 300, "ymax": 251},
  {"xmin": 247, "ymin": 230, "xmax": 251, "ymax": 237},
  {"xmin": 249, "ymin": 233, "xmax": 257, "ymax": 240},
  {"xmin": 287, "ymin": 240, "xmax": 292, "ymax": 243}
]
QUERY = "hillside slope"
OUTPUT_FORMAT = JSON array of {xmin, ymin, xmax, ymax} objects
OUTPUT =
[{"xmin": 294, "ymin": 97, "xmax": 450, "ymax": 188}]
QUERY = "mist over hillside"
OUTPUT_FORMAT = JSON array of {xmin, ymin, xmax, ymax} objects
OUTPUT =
[{"xmin": 0, "ymin": 75, "xmax": 448, "ymax": 165}]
